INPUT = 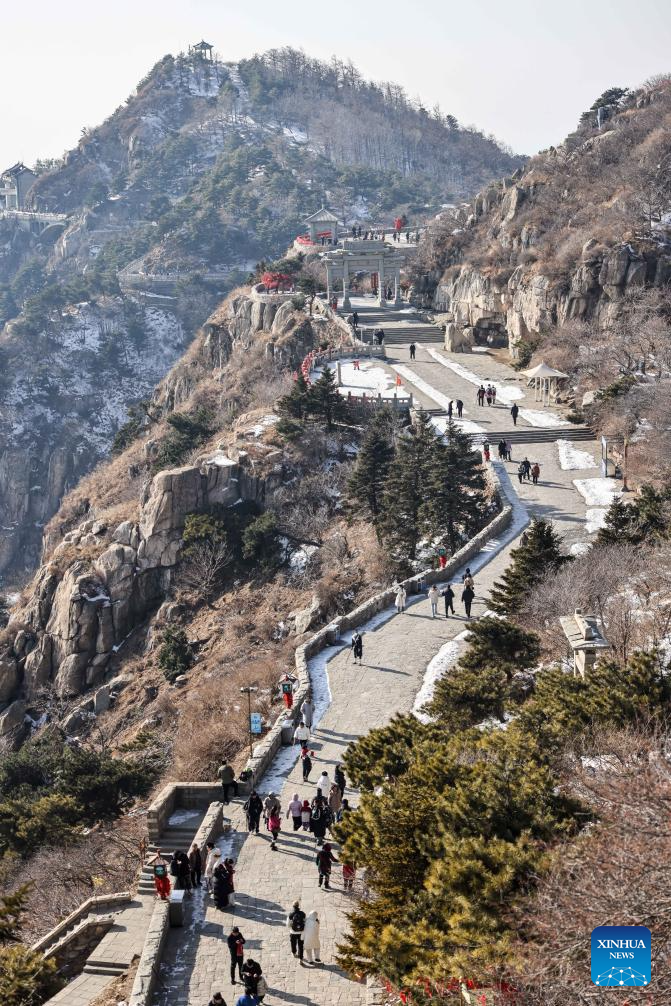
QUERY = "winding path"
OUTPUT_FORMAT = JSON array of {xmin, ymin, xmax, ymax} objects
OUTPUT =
[{"xmin": 153, "ymin": 305, "xmax": 602, "ymax": 1006}]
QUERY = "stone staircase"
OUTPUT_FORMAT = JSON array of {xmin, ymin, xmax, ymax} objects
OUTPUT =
[
  {"xmin": 349, "ymin": 302, "xmax": 445, "ymax": 346},
  {"xmin": 139, "ymin": 812, "xmax": 206, "ymax": 895},
  {"xmin": 469, "ymin": 425, "xmax": 594, "ymax": 446}
]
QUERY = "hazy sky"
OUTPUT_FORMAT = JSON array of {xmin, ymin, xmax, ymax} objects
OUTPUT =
[{"xmin": 1, "ymin": 0, "xmax": 670, "ymax": 168}]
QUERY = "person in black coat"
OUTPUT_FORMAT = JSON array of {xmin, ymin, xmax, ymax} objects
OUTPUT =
[
  {"xmin": 244, "ymin": 791, "xmax": 263, "ymax": 834},
  {"xmin": 443, "ymin": 585, "xmax": 455, "ymax": 616},
  {"xmin": 334, "ymin": 764, "xmax": 346, "ymax": 797},
  {"xmin": 310, "ymin": 796, "xmax": 330, "ymax": 845},
  {"xmin": 227, "ymin": 926, "xmax": 245, "ymax": 983},
  {"xmin": 351, "ymin": 631, "xmax": 363, "ymax": 664},
  {"xmin": 461, "ymin": 586, "xmax": 475, "ymax": 618},
  {"xmin": 189, "ymin": 843, "xmax": 202, "ymax": 888},
  {"xmin": 213, "ymin": 863, "xmax": 231, "ymax": 909},
  {"xmin": 511, "ymin": 403, "xmax": 519, "ymax": 425}
]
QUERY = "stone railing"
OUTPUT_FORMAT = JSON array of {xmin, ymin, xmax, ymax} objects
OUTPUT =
[
  {"xmin": 240, "ymin": 468, "xmax": 515, "ymax": 791},
  {"xmin": 147, "ymin": 783, "xmax": 223, "ymax": 844},
  {"xmin": 32, "ymin": 892, "xmax": 132, "ymax": 955},
  {"xmin": 128, "ymin": 900, "xmax": 170, "ymax": 1006},
  {"xmin": 43, "ymin": 916, "xmax": 115, "ymax": 978}
]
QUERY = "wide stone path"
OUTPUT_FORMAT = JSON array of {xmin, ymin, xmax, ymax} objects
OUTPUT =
[{"xmin": 153, "ymin": 313, "xmax": 602, "ymax": 1006}]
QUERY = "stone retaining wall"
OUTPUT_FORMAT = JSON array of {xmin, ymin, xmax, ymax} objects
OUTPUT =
[
  {"xmin": 128, "ymin": 901, "xmax": 170, "ymax": 1006},
  {"xmin": 240, "ymin": 470, "xmax": 514, "ymax": 792},
  {"xmin": 147, "ymin": 784, "xmax": 224, "ymax": 844},
  {"xmin": 32, "ymin": 892, "xmax": 131, "ymax": 954},
  {"xmin": 44, "ymin": 916, "xmax": 115, "ymax": 977}
]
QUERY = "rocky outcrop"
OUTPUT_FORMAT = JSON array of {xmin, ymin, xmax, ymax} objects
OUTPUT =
[
  {"xmin": 0, "ymin": 451, "xmax": 285, "ymax": 730},
  {"xmin": 435, "ymin": 243, "xmax": 671, "ymax": 357}
]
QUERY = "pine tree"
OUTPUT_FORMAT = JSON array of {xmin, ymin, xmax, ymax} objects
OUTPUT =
[
  {"xmin": 420, "ymin": 418, "xmax": 487, "ymax": 554},
  {"xmin": 278, "ymin": 370, "xmax": 310, "ymax": 420},
  {"xmin": 458, "ymin": 617, "xmax": 541, "ymax": 680},
  {"xmin": 307, "ymin": 367, "xmax": 347, "ymax": 428},
  {"xmin": 595, "ymin": 495, "xmax": 637, "ymax": 546},
  {"xmin": 0, "ymin": 884, "xmax": 62, "ymax": 1002},
  {"xmin": 380, "ymin": 410, "xmax": 437, "ymax": 560},
  {"xmin": 347, "ymin": 409, "xmax": 395, "ymax": 537},
  {"xmin": 489, "ymin": 518, "xmax": 567, "ymax": 617}
]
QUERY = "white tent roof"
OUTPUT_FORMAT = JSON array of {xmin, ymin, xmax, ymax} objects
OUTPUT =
[
  {"xmin": 304, "ymin": 206, "xmax": 339, "ymax": 223},
  {"xmin": 523, "ymin": 362, "xmax": 568, "ymax": 379}
]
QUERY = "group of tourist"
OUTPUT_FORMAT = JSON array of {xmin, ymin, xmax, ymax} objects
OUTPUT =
[{"xmin": 476, "ymin": 383, "xmax": 498, "ymax": 406}]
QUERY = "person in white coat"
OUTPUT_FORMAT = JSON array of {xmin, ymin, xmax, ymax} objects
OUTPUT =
[
  {"xmin": 303, "ymin": 909, "xmax": 321, "ymax": 963},
  {"xmin": 203, "ymin": 845, "xmax": 221, "ymax": 893},
  {"xmin": 394, "ymin": 584, "xmax": 407, "ymax": 613},
  {"xmin": 300, "ymin": 697, "xmax": 314, "ymax": 729},
  {"xmin": 293, "ymin": 720, "xmax": 310, "ymax": 746},
  {"xmin": 316, "ymin": 771, "xmax": 330, "ymax": 797},
  {"xmin": 428, "ymin": 584, "xmax": 439, "ymax": 618}
]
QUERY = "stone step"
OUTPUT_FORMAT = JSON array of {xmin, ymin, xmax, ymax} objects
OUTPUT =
[
  {"xmin": 83, "ymin": 962, "xmax": 128, "ymax": 976},
  {"xmin": 470, "ymin": 426, "xmax": 594, "ymax": 445}
]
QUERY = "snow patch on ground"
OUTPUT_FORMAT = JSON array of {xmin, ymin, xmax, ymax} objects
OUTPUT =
[
  {"xmin": 314, "ymin": 359, "xmax": 410, "ymax": 400},
  {"xmin": 413, "ymin": 635, "xmax": 469, "ymax": 722},
  {"xmin": 425, "ymin": 348, "xmax": 525, "ymax": 404},
  {"xmin": 573, "ymin": 478, "xmax": 621, "ymax": 507},
  {"xmin": 557, "ymin": 440, "xmax": 598, "ymax": 470},
  {"xmin": 585, "ymin": 509, "xmax": 608, "ymax": 533},
  {"xmin": 168, "ymin": 808, "xmax": 202, "ymax": 827},
  {"xmin": 570, "ymin": 541, "xmax": 593, "ymax": 556},
  {"xmin": 202, "ymin": 452, "xmax": 236, "ymax": 468},
  {"xmin": 518, "ymin": 408, "xmax": 569, "ymax": 428},
  {"xmin": 245, "ymin": 414, "xmax": 279, "ymax": 437}
]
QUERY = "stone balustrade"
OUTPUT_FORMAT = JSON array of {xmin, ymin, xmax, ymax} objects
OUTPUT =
[
  {"xmin": 32, "ymin": 892, "xmax": 132, "ymax": 955},
  {"xmin": 128, "ymin": 901, "xmax": 170, "ymax": 1006}
]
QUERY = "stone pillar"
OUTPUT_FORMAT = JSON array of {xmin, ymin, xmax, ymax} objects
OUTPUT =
[
  {"xmin": 342, "ymin": 257, "xmax": 351, "ymax": 311},
  {"xmin": 393, "ymin": 267, "xmax": 402, "ymax": 307},
  {"xmin": 325, "ymin": 262, "xmax": 332, "ymax": 303},
  {"xmin": 378, "ymin": 256, "xmax": 386, "ymax": 307}
]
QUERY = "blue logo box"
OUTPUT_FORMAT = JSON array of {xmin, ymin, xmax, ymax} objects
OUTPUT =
[{"xmin": 591, "ymin": 926, "xmax": 651, "ymax": 987}]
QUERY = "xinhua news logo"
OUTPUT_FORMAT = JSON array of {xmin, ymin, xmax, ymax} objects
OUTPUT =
[{"xmin": 591, "ymin": 926, "xmax": 651, "ymax": 987}]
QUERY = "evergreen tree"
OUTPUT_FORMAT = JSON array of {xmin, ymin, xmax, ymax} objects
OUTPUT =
[
  {"xmin": 489, "ymin": 518, "xmax": 567, "ymax": 617},
  {"xmin": 347, "ymin": 409, "xmax": 395, "ymax": 537},
  {"xmin": 306, "ymin": 367, "xmax": 347, "ymax": 428},
  {"xmin": 278, "ymin": 370, "xmax": 310, "ymax": 420},
  {"xmin": 380, "ymin": 410, "xmax": 437, "ymax": 560},
  {"xmin": 420, "ymin": 418, "xmax": 487, "ymax": 554},
  {"xmin": 0, "ymin": 884, "xmax": 62, "ymax": 1002},
  {"xmin": 157, "ymin": 626, "xmax": 193, "ymax": 682},
  {"xmin": 596, "ymin": 495, "xmax": 637, "ymax": 546}
]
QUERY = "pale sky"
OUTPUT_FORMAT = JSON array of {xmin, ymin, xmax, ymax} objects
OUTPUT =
[{"xmin": 1, "ymin": 0, "xmax": 670, "ymax": 168}]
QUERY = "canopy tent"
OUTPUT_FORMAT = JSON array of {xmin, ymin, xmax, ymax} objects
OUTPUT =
[{"xmin": 522, "ymin": 361, "xmax": 568, "ymax": 405}]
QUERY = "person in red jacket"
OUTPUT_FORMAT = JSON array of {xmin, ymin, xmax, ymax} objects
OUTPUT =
[{"xmin": 147, "ymin": 850, "xmax": 171, "ymax": 900}]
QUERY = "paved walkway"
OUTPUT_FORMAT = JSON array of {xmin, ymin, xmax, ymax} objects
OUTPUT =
[{"xmin": 152, "ymin": 313, "xmax": 603, "ymax": 1005}]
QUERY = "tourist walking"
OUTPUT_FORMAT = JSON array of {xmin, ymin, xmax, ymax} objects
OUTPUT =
[
  {"xmin": 203, "ymin": 843, "xmax": 220, "ymax": 893},
  {"xmin": 234, "ymin": 992, "xmax": 257, "ymax": 1006},
  {"xmin": 428, "ymin": 584, "xmax": 439, "ymax": 618},
  {"xmin": 328, "ymin": 782, "xmax": 343, "ymax": 821},
  {"xmin": 228, "ymin": 926, "xmax": 246, "ymax": 984},
  {"xmin": 477, "ymin": 385, "xmax": 485, "ymax": 406},
  {"xmin": 334, "ymin": 764, "xmax": 346, "ymax": 797},
  {"xmin": 217, "ymin": 762, "xmax": 239, "ymax": 804},
  {"xmin": 303, "ymin": 910, "xmax": 321, "ymax": 964},
  {"xmin": 447, "ymin": 400, "xmax": 453, "ymax": 418},
  {"xmin": 279, "ymin": 672, "xmax": 297, "ymax": 709},
  {"xmin": 443, "ymin": 584, "xmax": 455, "ymax": 616},
  {"xmin": 342, "ymin": 861, "xmax": 356, "ymax": 891},
  {"xmin": 462, "ymin": 584, "xmax": 475, "ymax": 619},
  {"xmin": 517, "ymin": 462, "xmax": 525, "ymax": 484},
  {"xmin": 409, "ymin": 342, "xmax": 416, "ymax": 360},
  {"xmin": 505, "ymin": 440, "xmax": 512, "ymax": 461},
  {"xmin": 483, "ymin": 441, "xmax": 491, "ymax": 463},
  {"xmin": 301, "ymin": 799, "xmax": 311, "ymax": 830},
  {"xmin": 352, "ymin": 310, "xmax": 359, "ymax": 327},
  {"xmin": 310, "ymin": 796, "xmax": 329, "ymax": 846},
  {"xmin": 287, "ymin": 793, "xmax": 303, "ymax": 831},
  {"xmin": 147, "ymin": 850, "xmax": 170, "ymax": 900},
  {"xmin": 486, "ymin": 386, "xmax": 493, "ymax": 406},
  {"xmin": 293, "ymin": 719, "xmax": 310, "ymax": 745},
  {"xmin": 189, "ymin": 843, "xmax": 202, "ymax": 888},
  {"xmin": 491, "ymin": 385, "xmax": 497, "ymax": 404},
  {"xmin": 498, "ymin": 439, "xmax": 506, "ymax": 460},
  {"xmin": 531, "ymin": 462, "xmax": 540, "ymax": 485},
  {"xmin": 244, "ymin": 791, "xmax": 263, "ymax": 834},
  {"xmin": 522, "ymin": 457, "xmax": 531, "ymax": 481},
  {"xmin": 301, "ymin": 747, "xmax": 313, "ymax": 782},
  {"xmin": 224, "ymin": 858, "xmax": 236, "ymax": 906},
  {"xmin": 300, "ymin": 697, "xmax": 313, "ymax": 729},
  {"xmin": 316, "ymin": 842, "xmax": 338, "ymax": 889},
  {"xmin": 511, "ymin": 403, "xmax": 519, "ymax": 426},
  {"xmin": 208, "ymin": 994, "xmax": 227, "ymax": 1006},
  {"xmin": 288, "ymin": 900, "xmax": 306, "ymax": 961},
  {"xmin": 263, "ymin": 792, "xmax": 281, "ymax": 829},
  {"xmin": 267, "ymin": 807, "xmax": 282, "ymax": 850},
  {"xmin": 395, "ymin": 583, "xmax": 407, "ymax": 613},
  {"xmin": 171, "ymin": 851, "xmax": 191, "ymax": 893},
  {"xmin": 316, "ymin": 770, "xmax": 331, "ymax": 796},
  {"xmin": 456, "ymin": 399, "xmax": 463, "ymax": 418},
  {"xmin": 351, "ymin": 630, "xmax": 363, "ymax": 664}
]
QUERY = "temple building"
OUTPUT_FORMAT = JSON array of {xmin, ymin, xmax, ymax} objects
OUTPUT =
[{"xmin": 0, "ymin": 163, "xmax": 37, "ymax": 210}]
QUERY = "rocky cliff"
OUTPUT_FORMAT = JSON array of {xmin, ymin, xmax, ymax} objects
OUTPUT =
[
  {"xmin": 0, "ymin": 288, "xmax": 330, "ymax": 741},
  {"xmin": 413, "ymin": 78, "xmax": 671, "ymax": 357}
]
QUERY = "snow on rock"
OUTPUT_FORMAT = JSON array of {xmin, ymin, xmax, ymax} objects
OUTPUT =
[
  {"xmin": 413, "ymin": 636, "xmax": 468, "ymax": 722},
  {"xmin": 245, "ymin": 414, "xmax": 279, "ymax": 437},
  {"xmin": 573, "ymin": 478, "xmax": 621, "ymax": 507},
  {"xmin": 518, "ymin": 408, "xmax": 569, "ymax": 428},
  {"xmin": 201, "ymin": 451, "xmax": 236, "ymax": 468},
  {"xmin": 570, "ymin": 541, "xmax": 593, "ymax": 556},
  {"xmin": 425, "ymin": 348, "xmax": 525, "ymax": 404},
  {"xmin": 557, "ymin": 439, "xmax": 598, "ymax": 470}
]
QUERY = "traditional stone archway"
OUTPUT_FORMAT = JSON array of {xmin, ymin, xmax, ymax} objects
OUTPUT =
[{"xmin": 322, "ymin": 239, "xmax": 405, "ymax": 309}]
